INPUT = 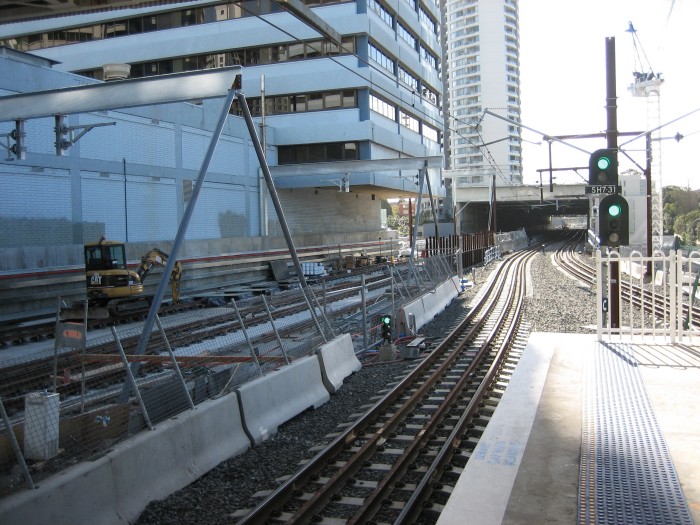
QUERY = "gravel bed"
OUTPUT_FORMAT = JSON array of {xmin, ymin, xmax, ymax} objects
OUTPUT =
[{"xmin": 136, "ymin": 248, "xmax": 598, "ymax": 525}]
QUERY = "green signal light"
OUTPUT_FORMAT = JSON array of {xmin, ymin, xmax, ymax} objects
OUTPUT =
[
  {"xmin": 381, "ymin": 315, "xmax": 391, "ymax": 324},
  {"xmin": 597, "ymin": 156, "xmax": 611, "ymax": 170},
  {"xmin": 608, "ymin": 204, "xmax": 622, "ymax": 217}
]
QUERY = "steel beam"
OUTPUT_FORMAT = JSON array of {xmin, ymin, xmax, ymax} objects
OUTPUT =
[{"xmin": 0, "ymin": 66, "xmax": 241, "ymax": 122}]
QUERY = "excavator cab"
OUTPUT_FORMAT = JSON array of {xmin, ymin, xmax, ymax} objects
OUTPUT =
[
  {"xmin": 85, "ymin": 242, "xmax": 126, "ymax": 271},
  {"xmin": 83, "ymin": 239, "xmax": 144, "ymax": 301}
]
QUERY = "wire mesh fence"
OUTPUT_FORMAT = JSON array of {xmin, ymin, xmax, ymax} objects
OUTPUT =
[{"xmin": 0, "ymin": 252, "xmax": 466, "ymax": 496}]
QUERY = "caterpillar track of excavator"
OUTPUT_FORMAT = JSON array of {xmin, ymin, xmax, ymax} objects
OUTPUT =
[{"xmin": 61, "ymin": 238, "xmax": 182, "ymax": 320}]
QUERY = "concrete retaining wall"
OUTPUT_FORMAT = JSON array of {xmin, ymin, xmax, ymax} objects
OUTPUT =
[
  {"xmin": 495, "ymin": 229, "xmax": 529, "ymax": 254},
  {"xmin": 0, "ymin": 327, "xmax": 389, "ymax": 523}
]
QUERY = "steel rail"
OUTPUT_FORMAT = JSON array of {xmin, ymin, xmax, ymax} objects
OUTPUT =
[
  {"xmin": 361, "ymin": 251, "xmax": 532, "ymax": 524},
  {"xmin": 236, "ymin": 248, "xmax": 536, "ymax": 524},
  {"xmin": 555, "ymin": 240, "xmax": 700, "ymax": 330}
]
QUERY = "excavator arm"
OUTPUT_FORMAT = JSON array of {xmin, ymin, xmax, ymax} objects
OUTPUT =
[{"xmin": 137, "ymin": 248, "xmax": 183, "ymax": 303}]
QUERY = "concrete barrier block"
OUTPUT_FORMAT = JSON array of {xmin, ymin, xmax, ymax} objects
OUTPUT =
[
  {"xmin": 398, "ymin": 277, "xmax": 460, "ymax": 336},
  {"xmin": 316, "ymin": 333, "xmax": 362, "ymax": 394},
  {"xmin": 238, "ymin": 355, "xmax": 330, "ymax": 444},
  {"xmin": 0, "ymin": 393, "xmax": 250, "ymax": 525},
  {"xmin": 0, "ymin": 457, "xmax": 118, "ymax": 525},
  {"xmin": 109, "ymin": 393, "xmax": 250, "ymax": 522}
]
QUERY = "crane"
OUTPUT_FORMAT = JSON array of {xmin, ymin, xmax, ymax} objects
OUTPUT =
[{"xmin": 626, "ymin": 21, "xmax": 664, "ymax": 253}]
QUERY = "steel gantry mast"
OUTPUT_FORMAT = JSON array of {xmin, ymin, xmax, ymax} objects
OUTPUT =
[{"xmin": 627, "ymin": 21, "xmax": 664, "ymax": 252}]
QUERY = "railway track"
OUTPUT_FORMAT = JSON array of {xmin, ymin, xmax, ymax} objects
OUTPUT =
[
  {"xmin": 0, "ymin": 262, "xmax": 404, "ymax": 347},
  {"xmin": 232, "ymin": 246, "xmax": 537, "ymax": 524},
  {"xmin": 0, "ymin": 265, "xmax": 415, "ymax": 414},
  {"xmin": 554, "ymin": 235, "xmax": 700, "ymax": 330}
]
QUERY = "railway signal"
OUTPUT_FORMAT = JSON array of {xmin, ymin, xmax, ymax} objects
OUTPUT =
[
  {"xmin": 599, "ymin": 193, "xmax": 629, "ymax": 247},
  {"xmin": 380, "ymin": 314, "xmax": 392, "ymax": 341},
  {"xmin": 588, "ymin": 148, "xmax": 618, "ymax": 186}
]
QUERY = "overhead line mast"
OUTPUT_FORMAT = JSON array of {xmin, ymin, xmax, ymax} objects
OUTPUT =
[{"xmin": 627, "ymin": 21, "xmax": 664, "ymax": 252}]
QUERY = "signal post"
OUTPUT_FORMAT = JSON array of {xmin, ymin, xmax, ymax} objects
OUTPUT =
[
  {"xmin": 585, "ymin": 38, "xmax": 630, "ymax": 329},
  {"xmin": 378, "ymin": 314, "xmax": 395, "ymax": 361}
]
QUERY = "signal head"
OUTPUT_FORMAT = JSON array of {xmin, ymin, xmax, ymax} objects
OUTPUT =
[
  {"xmin": 588, "ymin": 148, "xmax": 618, "ymax": 186},
  {"xmin": 599, "ymin": 194, "xmax": 629, "ymax": 247}
]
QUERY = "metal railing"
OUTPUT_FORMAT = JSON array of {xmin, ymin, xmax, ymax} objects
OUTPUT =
[{"xmin": 596, "ymin": 249, "xmax": 700, "ymax": 343}]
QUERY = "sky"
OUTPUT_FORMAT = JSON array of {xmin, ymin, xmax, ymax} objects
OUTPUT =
[{"xmin": 518, "ymin": 0, "xmax": 700, "ymax": 189}]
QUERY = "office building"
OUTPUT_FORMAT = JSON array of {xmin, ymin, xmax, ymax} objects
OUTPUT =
[
  {"xmin": 0, "ymin": 0, "xmax": 444, "ymax": 286},
  {"xmin": 443, "ymin": 0, "xmax": 521, "ymax": 183}
]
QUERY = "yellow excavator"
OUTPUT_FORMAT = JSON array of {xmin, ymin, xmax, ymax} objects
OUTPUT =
[{"xmin": 62, "ymin": 238, "xmax": 182, "ymax": 319}]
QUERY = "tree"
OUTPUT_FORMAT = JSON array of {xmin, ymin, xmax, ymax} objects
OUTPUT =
[
  {"xmin": 675, "ymin": 210, "xmax": 700, "ymax": 245},
  {"xmin": 665, "ymin": 186, "xmax": 700, "ymax": 214},
  {"xmin": 666, "ymin": 186, "xmax": 700, "ymax": 241},
  {"xmin": 387, "ymin": 214, "xmax": 409, "ymax": 236}
]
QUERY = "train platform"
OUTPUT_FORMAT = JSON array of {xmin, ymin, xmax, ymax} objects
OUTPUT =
[{"xmin": 437, "ymin": 332, "xmax": 700, "ymax": 525}]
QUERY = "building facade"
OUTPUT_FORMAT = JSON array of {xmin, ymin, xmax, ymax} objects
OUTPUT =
[
  {"xmin": 442, "ymin": 0, "xmax": 521, "ymax": 186},
  {"xmin": 0, "ymin": 0, "xmax": 445, "ymax": 272},
  {"xmin": 0, "ymin": 0, "xmax": 444, "ymax": 196}
]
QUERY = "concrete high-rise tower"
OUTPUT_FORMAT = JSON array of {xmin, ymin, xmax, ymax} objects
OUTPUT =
[{"xmin": 442, "ymin": 0, "xmax": 522, "ymax": 189}]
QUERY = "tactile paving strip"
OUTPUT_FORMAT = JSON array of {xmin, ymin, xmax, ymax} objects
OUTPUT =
[{"xmin": 579, "ymin": 343, "xmax": 693, "ymax": 525}]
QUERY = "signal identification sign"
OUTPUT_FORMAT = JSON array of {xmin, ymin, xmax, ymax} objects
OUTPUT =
[{"xmin": 585, "ymin": 185, "xmax": 620, "ymax": 196}]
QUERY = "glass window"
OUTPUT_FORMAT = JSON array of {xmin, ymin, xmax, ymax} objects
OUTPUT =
[
  {"xmin": 369, "ymin": 43, "xmax": 394, "ymax": 73},
  {"xmin": 288, "ymin": 42, "xmax": 306, "ymax": 60},
  {"xmin": 305, "ymin": 41, "xmax": 324, "ymax": 58},
  {"xmin": 278, "ymin": 142, "xmax": 359, "ymax": 164},
  {"xmin": 368, "ymin": 0, "xmax": 393, "ymax": 27},
  {"xmin": 273, "ymin": 95, "xmax": 290, "ymax": 113},
  {"xmin": 293, "ymin": 94, "xmax": 307, "ymax": 112},
  {"xmin": 400, "ymin": 111, "xmax": 419, "ymax": 132},
  {"xmin": 397, "ymin": 24, "xmax": 417, "ymax": 49},
  {"xmin": 325, "ymin": 91, "xmax": 342, "ymax": 108},
  {"xmin": 370, "ymin": 93, "xmax": 396, "ymax": 120},
  {"xmin": 423, "ymin": 124, "xmax": 439, "ymax": 142},
  {"xmin": 307, "ymin": 93, "xmax": 324, "ymax": 111},
  {"xmin": 156, "ymin": 11, "xmax": 179, "ymax": 29},
  {"xmin": 344, "ymin": 142, "xmax": 358, "ymax": 160},
  {"xmin": 342, "ymin": 90, "xmax": 356, "ymax": 107},
  {"xmin": 326, "ymin": 143, "xmax": 343, "ymax": 160},
  {"xmin": 309, "ymin": 144, "xmax": 325, "ymax": 162},
  {"xmin": 399, "ymin": 66, "xmax": 418, "ymax": 91},
  {"xmin": 273, "ymin": 45, "xmax": 288, "ymax": 61},
  {"xmin": 127, "ymin": 18, "xmax": 143, "ymax": 34},
  {"xmin": 182, "ymin": 9, "xmax": 197, "ymax": 26}
]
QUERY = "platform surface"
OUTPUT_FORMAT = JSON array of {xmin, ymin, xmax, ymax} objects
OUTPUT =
[{"xmin": 438, "ymin": 332, "xmax": 700, "ymax": 525}]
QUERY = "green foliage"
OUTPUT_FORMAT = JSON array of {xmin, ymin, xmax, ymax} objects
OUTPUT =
[
  {"xmin": 387, "ymin": 214, "xmax": 410, "ymax": 236},
  {"xmin": 666, "ymin": 186, "xmax": 700, "ymax": 241},
  {"xmin": 419, "ymin": 210, "xmax": 432, "ymax": 224},
  {"xmin": 675, "ymin": 210, "xmax": 700, "ymax": 244}
]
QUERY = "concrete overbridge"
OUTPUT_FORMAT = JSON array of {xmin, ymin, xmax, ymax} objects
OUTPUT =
[{"xmin": 453, "ymin": 182, "xmax": 590, "ymax": 234}]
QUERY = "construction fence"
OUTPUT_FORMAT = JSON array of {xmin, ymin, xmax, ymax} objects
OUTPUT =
[{"xmin": 0, "ymin": 251, "xmax": 467, "ymax": 496}]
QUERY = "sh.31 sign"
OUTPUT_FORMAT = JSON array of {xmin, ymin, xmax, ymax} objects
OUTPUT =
[{"xmin": 586, "ymin": 185, "xmax": 619, "ymax": 196}]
